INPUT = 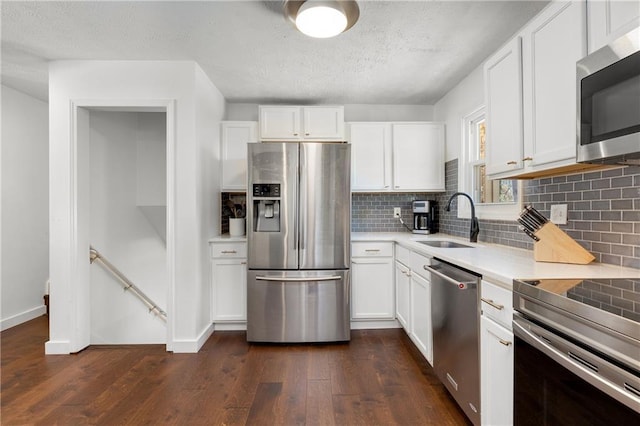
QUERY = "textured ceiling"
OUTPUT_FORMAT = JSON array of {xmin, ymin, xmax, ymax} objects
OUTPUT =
[{"xmin": 1, "ymin": 1, "xmax": 549, "ymax": 104}]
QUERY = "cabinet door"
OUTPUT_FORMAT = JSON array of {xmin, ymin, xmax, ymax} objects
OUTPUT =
[
  {"xmin": 303, "ymin": 106, "xmax": 344, "ymax": 140},
  {"xmin": 211, "ymin": 259, "xmax": 247, "ymax": 322},
  {"xmin": 351, "ymin": 257, "xmax": 394, "ymax": 320},
  {"xmin": 484, "ymin": 37, "xmax": 524, "ymax": 176},
  {"xmin": 410, "ymin": 272, "xmax": 432, "ymax": 365},
  {"xmin": 522, "ymin": 1, "xmax": 586, "ymax": 169},
  {"xmin": 587, "ymin": 0, "xmax": 640, "ymax": 53},
  {"xmin": 395, "ymin": 261, "xmax": 411, "ymax": 330},
  {"xmin": 480, "ymin": 316, "xmax": 514, "ymax": 426},
  {"xmin": 259, "ymin": 106, "xmax": 301, "ymax": 140},
  {"xmin": 349, "ymin": 123, "xmax": 392, "ymax": 191},
  {"xmin": 220, "ymin": 121, "xmax": 257, "ymax": 191},
  {"xmin": 392, "ymin": 123, "xmax": 445, "ymax": 191}
]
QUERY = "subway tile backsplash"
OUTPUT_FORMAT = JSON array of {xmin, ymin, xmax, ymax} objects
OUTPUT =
[
  {"xmin": 352, "ymin": 159, "xmax": 640, "ymax": 269},
  {"xmin": 352, "ymin": 192, "xmax": 440, "ymax": 233}
]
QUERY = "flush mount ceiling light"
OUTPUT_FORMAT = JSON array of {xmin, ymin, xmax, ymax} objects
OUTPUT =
[{"xmin": 284, "ymin": 0, "xmax": 360, "ymax": 39}]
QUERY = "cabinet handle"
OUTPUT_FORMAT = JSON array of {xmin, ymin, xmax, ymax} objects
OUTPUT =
[
  {"xmin": 293, "ymin": 133, "xmax": 299, "ymax": 136},
  {"xmin": 384, "ymin": 185, "xmax": 390, "ymax": 188},
  {"xmin": 305, "ymin": 132, "xmax": 310, "ymax": 136},
  {"xmin": 240, "ymin": 261, "xmax": 247, "ymax": 265},
  {"xmin": 487, "ymin": 328, "xmax": 512, "ymax": 346},
  {"xmin": 221, "ymin": 250, "xmax": 237, "ymax": 254},
  {"xmin": 481, "ymin": 297, "xmax": 504, "ymax": 310},
  {"xmin": 395, "ymin": 185, "xmax": 400, "ymax": 188},
  {"xmin": 506, "ymin": 160, "xmax": 518, "ymax": 165},
  {"xmin": 365, "ymin": 249, "xmax": 380, "ymax": 252},
  {"xmin": 522, "ymin": 156, "xmax": 533, "ymax": 161}
]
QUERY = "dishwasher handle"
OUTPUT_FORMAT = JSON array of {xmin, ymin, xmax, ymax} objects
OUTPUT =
[{"xmin": 423, "ymin": 265, "xmax": 477, "ymax": 290}]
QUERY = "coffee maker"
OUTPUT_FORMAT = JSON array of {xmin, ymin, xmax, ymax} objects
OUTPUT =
[{"xmin": 412, "ymin": 200, "xmax": 437, "ymax": 234}]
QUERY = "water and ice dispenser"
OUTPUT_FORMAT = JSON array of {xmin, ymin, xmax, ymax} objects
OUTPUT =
[{"xmin": 252, "ymin": 183, "xmax": 280, "ymax": 232}]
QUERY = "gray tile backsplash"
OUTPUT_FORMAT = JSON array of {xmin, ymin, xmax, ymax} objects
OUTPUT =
[
  {"xmin": 352, "ymin": 192, "xmax": 439, "ymax": 233},
  {"xmin": 353, "ymin": 159, "xmax": 640, "ymax": 269}
]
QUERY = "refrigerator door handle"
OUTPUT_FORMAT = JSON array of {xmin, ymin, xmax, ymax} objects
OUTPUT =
[{"xmin": 255, "ymin": 275, "xmax": 342, "ymax": 282}]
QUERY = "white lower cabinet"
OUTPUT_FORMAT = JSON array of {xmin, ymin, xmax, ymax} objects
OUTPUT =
[
  {"xmin": 480, "ymin": 316, "xmax": 514, "ymax": 426},
  {"xmin": 210, "ymin": 241, "xmax": 247, "ymax": 323},
  {"xmin": 480, "ymin": 280, "xmax": 514, "ymax": 426},
  {"xmin": 395, "ymin": 260, "xmax": 411, "ymax": 330},
  {"xmin": 351, "ymin": 242, "xmax": 395, "ymax": 320},
  {"xmin": 410, "ymin": 271, "xmax": 432, "ymax": 365}
]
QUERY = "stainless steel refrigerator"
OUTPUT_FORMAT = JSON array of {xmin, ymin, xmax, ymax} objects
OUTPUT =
[{"xmin": 246, "ymin": 142, "xmax": 351, "ymax": 343}]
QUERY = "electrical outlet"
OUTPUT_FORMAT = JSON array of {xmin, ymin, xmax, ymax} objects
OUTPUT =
[
  {"xmin": 550, "ymin": 204, "xmax": 568, "ymax": 225},
  {"xmin": 393, "ymin": 207, "xmax": 401, "ymax": 218}
]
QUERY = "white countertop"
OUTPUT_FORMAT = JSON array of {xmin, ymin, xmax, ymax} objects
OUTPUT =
[
  {"xmin": 209, "ymin": 232, "xmax": 640, "ymax": 288},
  {"xmin": 352, "ymin": 232, "xmax": 640, "ymax": 288},
  {"xmin": 209, "ymin": 234, "xmax": 246, "ymax": 243}
]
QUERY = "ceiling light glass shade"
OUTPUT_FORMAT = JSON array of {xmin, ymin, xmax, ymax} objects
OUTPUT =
[
  {"xmin": 284, "ymin": 1, "xmax": 360, "ymax": 39},
  {"xmin": 296, "ymin": 2, "xmax": 347, "ymax": 38}
]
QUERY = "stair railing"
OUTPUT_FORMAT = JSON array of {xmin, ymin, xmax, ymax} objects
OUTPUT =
[{"xmin": 89, "ymin": 246, "xmax": 167, "ymax": 322}]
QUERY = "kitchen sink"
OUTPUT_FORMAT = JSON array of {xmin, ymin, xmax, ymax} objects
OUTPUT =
[{"xmin": 417, "ymin": 240, "xmax": 473, "ymax": 248}]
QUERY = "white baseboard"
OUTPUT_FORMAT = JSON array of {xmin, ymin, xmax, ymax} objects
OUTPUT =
[
  {"xmin": 45, "ymin": 339, "xmax": 72, "ymax": 355},
  {"xmin": 1, "ymin": 305, "xmax": 46, "ymax": 332},
  {"xmin": 350, "ymin": 319, "xmax": 401, "ymax": 330},
  {"xmin": 171, "ymin": 322, "xmax": 214, "ymax": 353},
  {"xmin": 214, "ymin": 322, "xmax": 247, "ymax": 331}
]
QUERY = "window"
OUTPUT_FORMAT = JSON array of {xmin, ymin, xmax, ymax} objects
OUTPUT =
[{"xmin": 460, "ymin": 106, "xmax": 522, "ymax": 220}]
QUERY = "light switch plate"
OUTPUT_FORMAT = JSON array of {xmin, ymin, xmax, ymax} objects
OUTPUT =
[{"xmin": 550, "ymin": 204, "xmax": 568, "ymax": 225}]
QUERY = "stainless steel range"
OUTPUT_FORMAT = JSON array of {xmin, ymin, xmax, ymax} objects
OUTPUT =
[{"xmin": 513, "ymin": 278, "xmax": 640, "ymax": 423}]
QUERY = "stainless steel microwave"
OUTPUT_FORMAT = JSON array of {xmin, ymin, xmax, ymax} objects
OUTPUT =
[{"xmin": 577, "ymin": 27, "xmax": 640, "ymax": 165}]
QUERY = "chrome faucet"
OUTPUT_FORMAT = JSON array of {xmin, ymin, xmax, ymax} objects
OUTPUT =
[{"xmin": 446, "ymin": 192, "xmax": 479, "ymax": 243}]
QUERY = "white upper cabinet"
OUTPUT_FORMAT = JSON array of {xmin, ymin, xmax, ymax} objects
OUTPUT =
[
  {"xmin": 220, "ymin": 121, "xmax": 257, "ymax": 191},
  {"xmin": 392, "ymin": 123, "xmax": 445, "ymax": 191},
  {"xmin": 484, "ymin": 37, "xmax": 524, "ymax": 177},
  {"xmin": 522, "ymin": 1, "xmax": 587, "ymax": 170},
  {"xmin": 259, "ymin": 105, "xmax": 344, "ymax": 141},
  {"xmin": 485, "ymin": 1, "xmax": 590, "ymax": 179},
  {"xmin": 348, "ymin": 122, "xmax": 445, "ymax": 192},
  {"xmin": 587, "ymin": 0, "xmax": 640, "ymax": 53},
  {"xmin": 302, "ymin": 106, "xmax": 345, "ymax": 139},
  {"xmin": 349, "ymin": 122, "xmax": 393, "ymax": 190}
]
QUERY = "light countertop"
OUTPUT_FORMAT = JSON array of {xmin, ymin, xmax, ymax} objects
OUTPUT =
[
  {"xmin": 352, "ymin": 232, "xmax": 640, "ymax": 289},
  {"xmin": 209, "ymin": 232, "xmax": 640, "ymax": 289},
  {"xmin": 209, "ymin": 235, "xmax": 246, "ymax": 243}
]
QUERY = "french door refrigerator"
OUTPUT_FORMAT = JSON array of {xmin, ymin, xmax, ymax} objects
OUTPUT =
[{"xmin": 247, "ymin": 142, "xmax": 351, "ymax": 343}]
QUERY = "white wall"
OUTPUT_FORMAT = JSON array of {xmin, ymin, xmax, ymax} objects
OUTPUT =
[
  {"xmin": 1, "ymin": 85, "xmax": 49, "ymax": 330},
  {"xmin": 47, "ymin": 61, "xmax": 225, "ymax": 354},
  {"xmin": 89, "ymin": 111, "xmax": 167, "ymax": 344},
  {"xmin": 433, "ymin": 65, "xmax": 484, "ymax": 162},
  {"xmin": 225, "ymin": 103, "xmax": 434, "ymax": 122},
  {"xmin": 195, "ymin": 66, "xmax": 225, "ymax": 338}
]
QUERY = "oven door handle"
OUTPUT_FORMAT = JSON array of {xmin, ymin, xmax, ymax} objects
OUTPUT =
[{"xmin": 513, "ymin": 317, "xmax": 640, "ymax": 412}]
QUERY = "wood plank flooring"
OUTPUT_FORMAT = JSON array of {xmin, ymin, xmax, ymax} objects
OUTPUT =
[{"xmin": 1, "ymin": 316, "xmax": 471, "ymax": 425}]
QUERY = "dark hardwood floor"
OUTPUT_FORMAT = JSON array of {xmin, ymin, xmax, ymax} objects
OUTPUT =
[{"xmin": 1, "ymin": 316, "xmax": 471, "ymax": 425}]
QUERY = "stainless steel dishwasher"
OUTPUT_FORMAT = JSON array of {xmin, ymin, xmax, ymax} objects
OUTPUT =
[{"xmin": 426, "ymin": 258, "xmax": 482, "ymax": 425}]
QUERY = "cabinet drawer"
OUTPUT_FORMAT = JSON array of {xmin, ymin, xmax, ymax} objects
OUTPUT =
[
  {"xmin": 480, "ymin": 280, "xmax": 513, "ymax": 329},
  {"xmin": 395, "ymin": 244, "xmax": 410, "ymax": 266},
  {"xmin": 409, "ymin": 251, "xmax": 432, "ymax": 280},
  {"xmin": 210, "ymin": 242, "xmax": 247, "ymax": 259},
  {"xmin": 352, "ymin": 242, "xmax": 393, "ymax": 257}
]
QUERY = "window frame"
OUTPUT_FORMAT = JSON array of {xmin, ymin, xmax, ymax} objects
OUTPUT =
[{"xmin": 458, "ymin": 105, "xmax": 522, "ymax": 221}]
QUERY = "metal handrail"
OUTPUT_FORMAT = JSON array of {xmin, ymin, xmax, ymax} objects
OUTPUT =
[{"xmin": 89, "ymin": 246, "xmax": 167, "ymax": 322}]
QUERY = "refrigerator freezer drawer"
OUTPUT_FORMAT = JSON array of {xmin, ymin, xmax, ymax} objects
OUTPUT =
[{"xmin": 247, "ymin": 270, "xmax": 350, "ymax": 343}]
